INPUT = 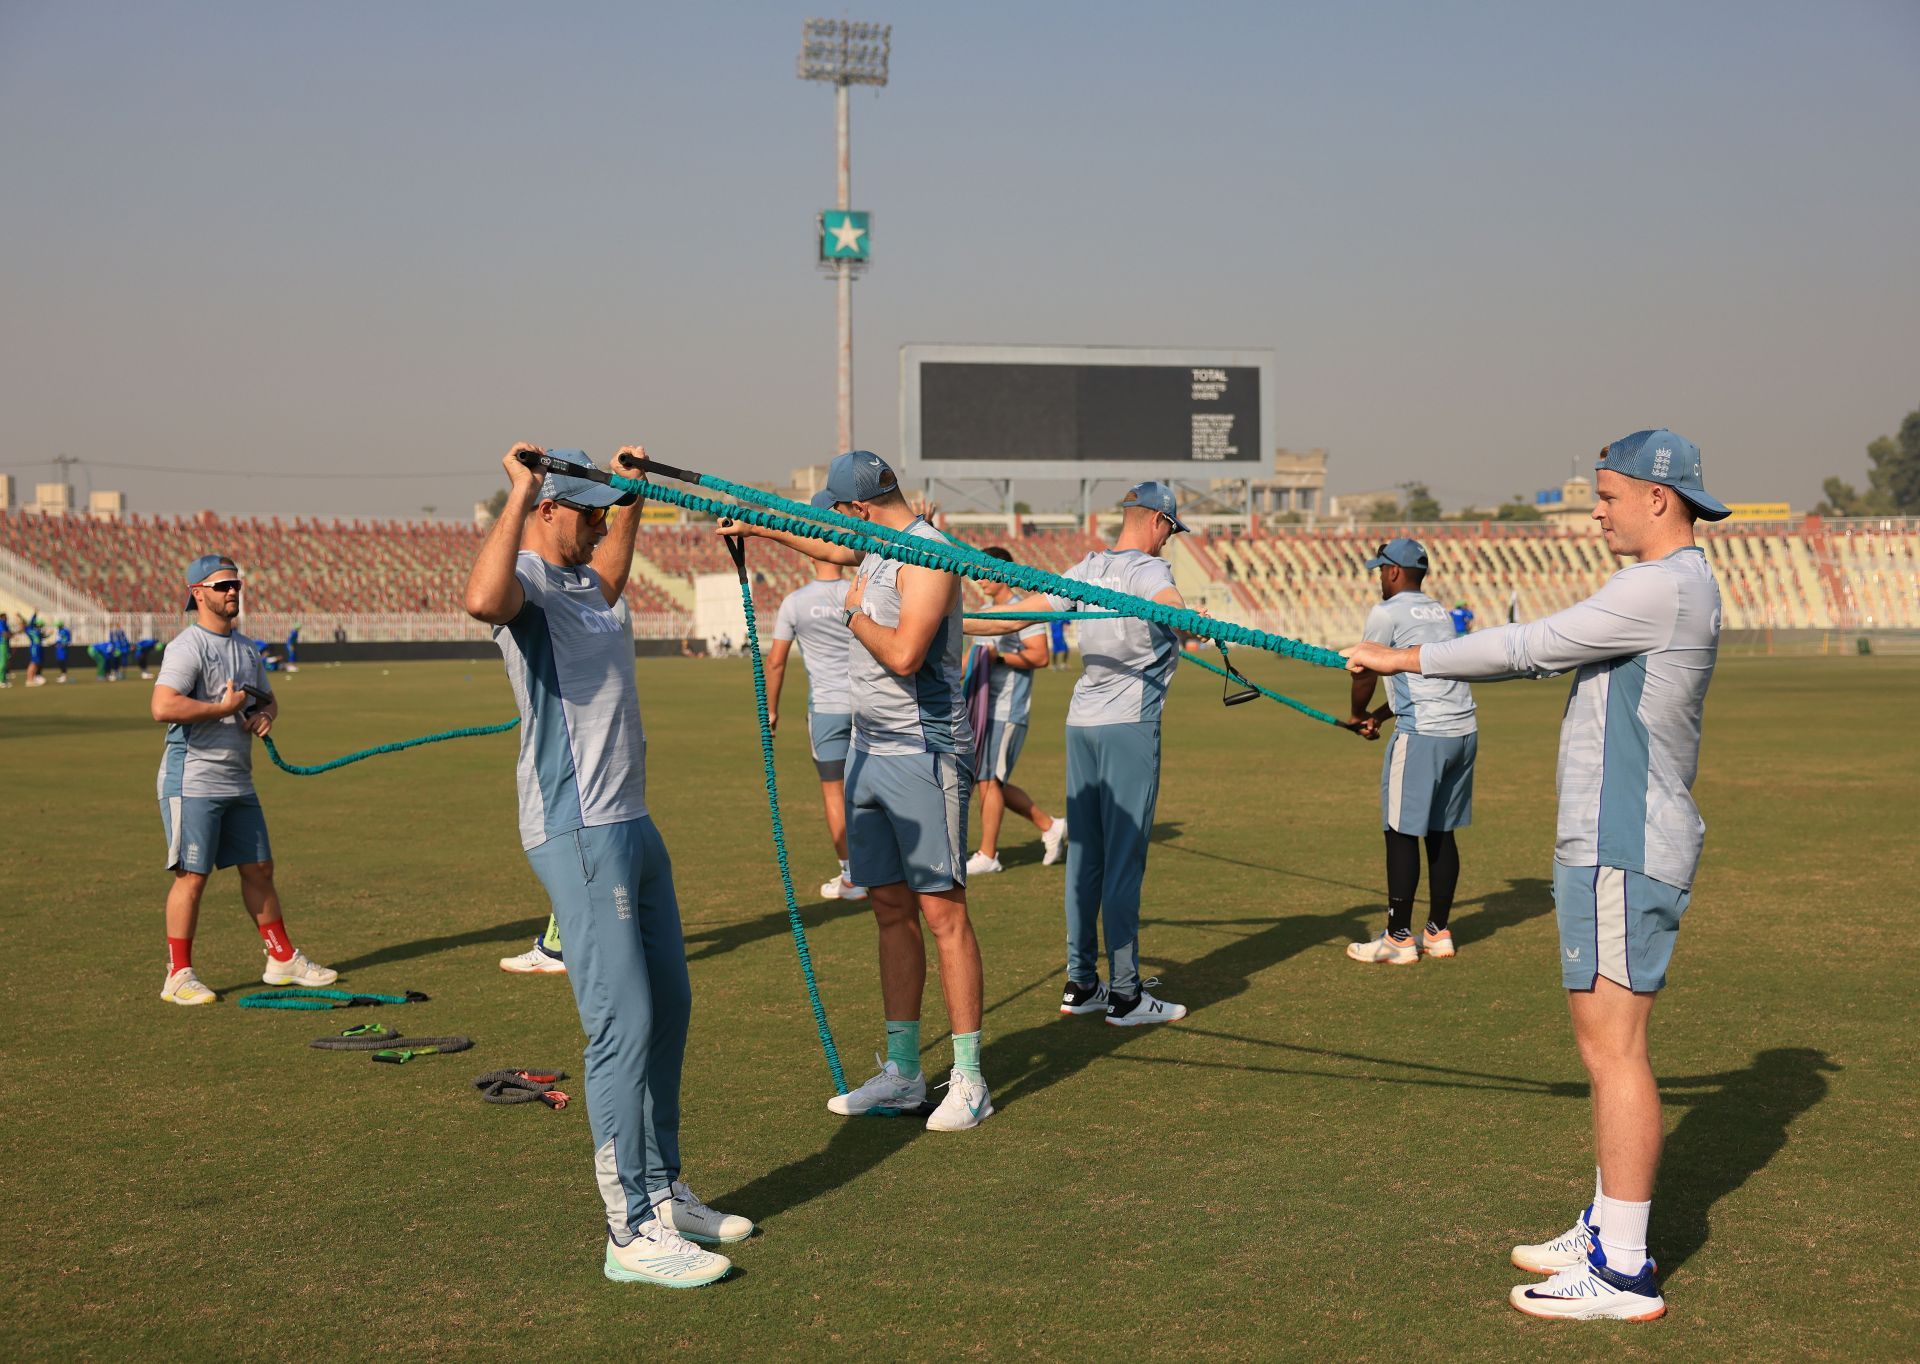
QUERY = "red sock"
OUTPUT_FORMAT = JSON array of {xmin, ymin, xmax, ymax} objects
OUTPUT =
[
  {"xmin": 259, "ymin": 920, "xmax": 294, "ymax": 961},
  {"xmin": 167, "ymin": 937, "xmax": 193, "ymax": 973}
]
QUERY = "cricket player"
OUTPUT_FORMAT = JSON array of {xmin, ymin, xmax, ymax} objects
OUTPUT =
[
  {"xmin": 1343, "ymin": 537, "xmax": 1476, "ymax": 964},
  {"xmin": 721, "ymin": 450, "xmax": 990, "ymax": 1132},
  {"xmin": 466, "ymin": 444, "xmax": 747, "ymax": 1287},
  {"xmin": 1344, "ymin": 429, "xmax": 1726, "ymax": 1322},
  {"xmin": 966, "ymin": 547, "xmax": 1066, "ymax": 874},
  {"xmin": 151, "ymin": 555, "xmax": 337, "ymax": 1005},
  {"xmin": 766, "ymin": 495, "xmax": 865, "ymax": 902},
  {"xmin": 0, "ymin": 611, "xmax": 12, "ymax": 688},
  {"xmin": 53, "ymin": 620, "xmax": 71, "ymax": 682}
]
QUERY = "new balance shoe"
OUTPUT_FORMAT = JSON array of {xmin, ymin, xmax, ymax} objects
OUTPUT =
[
  {"xmin": 500, "ymin": 943, "xmax": 567, "ymax": 974},
  {"xmin": 261, "ymin": 949, "xmax": 338, "ymax": 987},
  {"xmin": 1346, "ymin": 932, "xmax": 1419, "ymax": 965},
  {"xmin": 965, "ymin": 851, "xmax": 1003, "ymax": 875},
  {"xmin": 1041, "ymin": 818, "xmax": 1068, "ymax": 866},
  {"xmin": 924, "ymin": 1069, "xmax": 993, "ymax": 1132},
  {"xmin": 603, "ymin": 1223, "xmax": 732, "ymax": 1288},
  {"xmin": 658, "ymin": 1181, "xmax": 754, "ymax": 1244},
  {"xmin": 1422, "ymin": 927, "xmax": 1457, "ymax": 958},
  {"xmin": 826, "ymin": 1056, "xmax": 928, "ymax": 1117},
  {"xmin": 821, "ymin": 876, "xmax": 867, "ymax": 902},
  {"xmin": 1512, "ymin": 1210, "xmax": 1597, "ymax": 1274},
  {"xmin": 1509, "ymin": 1245, "xmax": 1665, "ymax": 1321},
  {"xmin": 1060, "ymin": 978, "xmax": 1109, "ymax": 1016},
  {"xmin": 1105, "ymin": 980, "xmax": 1187, "ymax": 1027},
  {"xmin": 161, "ymin": 966, "xmax": 216, "ymax": 1006}
]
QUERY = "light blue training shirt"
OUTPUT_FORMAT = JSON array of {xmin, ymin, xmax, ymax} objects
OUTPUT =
[
  {"xmin": 155, "ymin": 623, "xmax": 272, "ymax": 798},
  {"xmin": 1421, "ymin": 547, "xmax": 1721, "ymax": 888},
  {"xmin": 772, "ymin": 577, "xmax": 853, "ymax": 714},
  {"xmin": 849, "ymin": 518, "xmax": 971, "ymax": 756},
  {"xmin": 1046, "ymin": 550, "xmax": 1180, "ymax": 727},
  {"xmin": 985, "ymin": 594, "xmax": 1050, "ymax": 726},
  {"xmin": 492, "ymin": 552, "xmax": 648, "ymax": 851},
  {"xmin": 1362, "ymin": 591, "xmax": 1476, "ymax": 737}
]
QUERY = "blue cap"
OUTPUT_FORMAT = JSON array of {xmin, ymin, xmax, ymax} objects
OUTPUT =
[
  {"xmin": 1364, "ymin": 537, "xmax": 1429, "ymax": 571},
  {"xmin": 823, "ymin": 450, "xmax": 899, "ymax": 504},
  {"xmin": 1120, "ymin": 480, "xmax": 1189, "ymax": 534},
  {"xmin": 1595, "ymin": 429, "xmax": 1729, "ymax": 522},
  {"xmin": 809, "ymin": 489, "xmax": 838, "ymax": 511},
  {"xmin": 183, "ymin": 553, "xmax": 238, "ymax": 609},
  {"xmin": 538, "ymin": 450, "xmax": 637, "ymax": 510}
]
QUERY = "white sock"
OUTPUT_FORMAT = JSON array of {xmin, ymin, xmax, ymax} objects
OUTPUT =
[
  {"xmin": 839, "ymin": 858, "xmax": 851, "ymax": 880},
  {"xmin": 1595, "ymin": 1192, "xmax": 1650, "ymax": 1274},
  {"xmin": 1590, "ymin": 1166, "xmax": 1604, "ymax": 1220}
]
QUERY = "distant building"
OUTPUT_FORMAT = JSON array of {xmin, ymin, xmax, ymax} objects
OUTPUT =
[
  {"xmin": 87, "ymin": 490, "xmax": 126, "ymax": 520},
  {"xmin": 1542, "ymin": 475, "xmax": 1595, "ymax": 529},
  {"xmin": 0, "ymin": 474, "xmax": 13, "ymax": 512},
  {"xmin": 1326, "ymin": 488, "xmax": 1404, "ymax": 521},
  {"xmin": 1208, "ymin": 447, "xmax": 1328, "ymax": 519}
]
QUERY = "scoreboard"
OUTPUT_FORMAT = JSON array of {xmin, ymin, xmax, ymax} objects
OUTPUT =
[{"xmin": 901, "ymin": 344, "xmax": 1273, "ymax": 481}]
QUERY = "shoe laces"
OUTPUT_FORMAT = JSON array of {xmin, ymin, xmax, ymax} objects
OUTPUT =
[{"xmin": 671, "ymin": 1181, "xmax": 716, "ymax": 1219}]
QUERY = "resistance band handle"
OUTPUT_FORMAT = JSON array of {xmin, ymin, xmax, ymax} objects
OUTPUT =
[
  {"xmin": 723, "ymin": 533, "xmax": 749, "ymax": 583},
  {"xmin": 513, "ymin": 449, "xmax": 703, "ymax": 486}
]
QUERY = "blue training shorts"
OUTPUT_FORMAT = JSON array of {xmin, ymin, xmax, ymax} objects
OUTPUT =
[
  {"xmin": 160, "ymin": 793, "xmax": 272, "ymax": 873},
  {"xmin": 846, "ymin": 749, "xmax": 970, "ymax": 893},
  {"xmin": 973, "ymin": 718, "xmax": 1027, "ymax": 784},
  {"xmin": 807, "ymin": 711, "xmax": 852, "ymax": 782},
  {"xmin": 1381, "ymin": 730, "xmax": 1476, "ymax": 836},
  {"xmin": 1552, "ymin": 862, "xmax": 1691, "ymax": 993}
]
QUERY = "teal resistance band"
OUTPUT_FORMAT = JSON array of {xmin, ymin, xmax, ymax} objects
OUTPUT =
[
  {"xmin": 263, "ymin": 720, "xmax": 520, "ymax": 776},
  {"xmin": 239, "ymin": 988, "xmax": 428, "ymax": 1010},
  {"xmin": 1176, "ymin": 650, "xmax": 1349, "ymax": 727},
  {"xmin": 724, "ymin": 537, "xmax": 849, "ymax": 1095},
  {"xmin": 964, "ymin": 610, "xmax": 1124, "ymax": 621}
]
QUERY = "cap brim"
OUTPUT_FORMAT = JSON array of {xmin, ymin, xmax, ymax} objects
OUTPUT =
[
  {"xmin": 1362, "ymin": 555, "xmax": 1390, "ymax": 569},
  {"xmin": 1676, "ymin": 487, "xmax": 1731, "ymax": 522},
  {"xmin": 544, "ymin": 478, "xmax": 635, "ymax": 509},
  {"xmin": 1166, "ymin": 514, "xmax": 1190, "ymax": 535}
]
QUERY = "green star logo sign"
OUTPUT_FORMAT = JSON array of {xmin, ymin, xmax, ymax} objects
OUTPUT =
[{"xmin": 820, "ymin": 210, "xmax": 871, "ymax": 260}]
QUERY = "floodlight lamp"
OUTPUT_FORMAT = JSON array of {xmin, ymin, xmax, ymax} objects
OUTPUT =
[{"xmin": 796, "ymin": 17, "xmax": 890, "ymax": 87}]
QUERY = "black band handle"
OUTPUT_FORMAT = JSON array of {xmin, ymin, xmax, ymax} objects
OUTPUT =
[
  {"xmin": 724, "ymin": 534, "xmax": 748, "ymax": 584},
  {"xmin": 512, "ymin": 449, "xmax": 702, "ymax": 486}
]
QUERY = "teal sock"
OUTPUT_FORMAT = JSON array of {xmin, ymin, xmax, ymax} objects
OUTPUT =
[
  {"xmin": 885, "ymin": 1020, "xmax": 920, "ymax": 1075},
  {"xmin": 951, "ymin": 1030, "xmax": 983, "ymax": 1081},
  {"xmin": 539, "ymin": 914, "xmax": 563, "ymax": 955}
]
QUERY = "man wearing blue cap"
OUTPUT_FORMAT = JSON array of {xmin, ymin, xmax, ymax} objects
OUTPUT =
[
  {"xmin": 987, "ymin": 481, "xmax": 1193, "ymax": 1026},
  {"xmin": 151, "ymin": 553, "xmax": 337, "ymax": 1006},
  {"xmin": 1345, "ymin": 429, "xmax": 1726, "ymax": 1323},
  {"xmin": 720, "ymin": 450, "xmax": 991, "ymax": 1133},
  {"xmin": 766, "ymin": 490, "xmax": 864, "ymax": 902},
  {"xmin": 1343, "ymin": 537, "xmax": 1477, "ymax": 965},
  {"xmin": 466, "ymin": 443, "xmax": 748, "ymax": 1288}
]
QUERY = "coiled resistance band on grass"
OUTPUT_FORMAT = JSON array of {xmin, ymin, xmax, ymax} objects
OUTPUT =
[{"xmin": 262, "ymin": 721, "xmax": 520, "ymax": 775}]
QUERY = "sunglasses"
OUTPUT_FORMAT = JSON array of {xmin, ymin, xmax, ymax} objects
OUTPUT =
[
  {"xmin": 200, "ymin": 580, "xmax": 243, "ymax": 593},
  {"xmin": 554, "ymin": 500, "xmax": 610, "ymax": 527}
]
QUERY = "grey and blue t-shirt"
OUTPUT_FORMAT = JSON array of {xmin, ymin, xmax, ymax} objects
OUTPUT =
[
  {"xmin": 772, "ymin": 577, "xmax": 853, "ymax": 714},
  {"xmin": 155, "ymin": 624, "xmax": 272, "ymax": 798},
  {"xmin": 1362, "ymin": 591, "xmax": 1476, "ymax": 737},
  {"xmin": 849, "ymin": 518, "xmax": 971, "ymax": 757},
  {"xmin": 493, "ymin": 552, "xmax": 648, "ymax": 851},
  {"xmin": 1421, "ymin": 547, "xmax": 1721, "ymax": 888},
  {"xmin": 1047, "ymin": 550, "xmax": 1180, "ymax": 727},
  {"xmin": 985, "ymin": 596, "xmax": 1050, "ymax": 726}
]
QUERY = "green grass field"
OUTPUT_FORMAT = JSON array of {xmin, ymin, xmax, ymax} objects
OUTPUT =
[{"xmin": 4, "ymin": 652, "xmax": 1916, "ymax": 1360}]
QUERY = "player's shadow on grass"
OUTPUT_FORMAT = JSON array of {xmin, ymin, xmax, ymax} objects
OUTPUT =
[
  {"xmin": 323, "ymin": 916, "xmax": 548, "ymax": 976},
  {"xmin": 682, "ymin": 895, "xmax": 869, "ymax": 965},
  {"xmin": 1654, "ymin": 1046, "xmax": 1839, "ymax": 1274}
]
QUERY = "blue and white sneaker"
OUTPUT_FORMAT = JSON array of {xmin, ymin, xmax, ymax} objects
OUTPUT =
[
  {"xmin": 1511, "ymin": 1207, "xmax": 1597, "ymax": 1273},
  {"xmin": 1510, "ymin": 1244, "xmax": 1665, "ymax": 1321},
  {"xmin": 826, "ymin": 1055, "xmax": 927, "ymax": 1117},
  {"xmin": 924, "ymin": 1069, "xmax": 993, "ymax": 1132},
  {"xmin": 603, "ymin": 1223, "xmax": 731, "ymax": 1288}
]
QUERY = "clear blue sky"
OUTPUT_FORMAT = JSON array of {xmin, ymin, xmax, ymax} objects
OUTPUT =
[{"xmin": 2, "ymin": 0, "xmax": 1915, "ymax": 518}]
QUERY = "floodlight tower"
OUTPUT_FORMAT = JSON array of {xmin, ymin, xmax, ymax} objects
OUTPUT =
[{"xmin": 798, "ymin": 18, "xmax": 889, "ymax": 454}]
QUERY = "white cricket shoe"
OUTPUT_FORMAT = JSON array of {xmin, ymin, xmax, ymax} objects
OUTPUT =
[
  {"xmin": 1105, "ymin": 980, "xmax": 1187, "ymax": 1027},
  {"xmin": 161, "ymin": 966, "xmax": 216, "ymax": 1006},
  {"xmin": 658, "ymin": 1181, "xmax": 754, "ymax": 1244},
  {"xmin": 821, "ymin": 875, "xmax": 867, "ymax": 901},
  {"xmin": 1041, "ymin": 817, "xmax": 1068, "ymax": 866},
  {"xmin": 1346, "ymin": 932, "xmax": 1419, "ymax": 965},
  {"xmin": 965, "ymin": 851, "xmax": 1003, "ymax": 876},
  {"xmin": 1512, "ymin": 1211, "xmax": 1596, "ymax": 1274},
  {"xmin": 826, "ymin": 1055, "xmax": 927, "ymax": 1116},
  {"xmin": 261, "ymin": 948, "xmax": 338, "ymax": 987},
  {"xmin": 500, "ymin": 943, "xmax": 567, "ymax": 974},
  {"xmin": 1509, "ymin": 1246, "xmax": 1665, "ymax": 1321},
  {"xmin": 924, "ymin": 1069, "xmax": 993, "ymax": 1132},
  {"xmin": 603, "ymin": 1223, "xmax": 731, "ymax": 1288},
  {"xmin": 1422, "ymin": 927, "xmax": 1457, "ymax": 958}
]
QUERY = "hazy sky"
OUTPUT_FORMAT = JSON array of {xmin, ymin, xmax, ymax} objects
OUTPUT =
[{"xmin": 3, "ymin": 0, "xmax": 1916, "ymax": 519}]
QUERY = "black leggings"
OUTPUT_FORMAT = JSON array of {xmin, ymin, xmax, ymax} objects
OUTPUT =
[{"xmin": 1384, "ymin": 829, "xmax": 1460, "ymax": 935}]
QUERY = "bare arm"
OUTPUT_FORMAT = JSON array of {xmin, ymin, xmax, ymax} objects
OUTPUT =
[
  {"xmin": 764, "ymin": 637, "xmax": 792, "ymax": 734},
  {"xmin": 152, "ymin": 679, "xmax": 246, "ymax": 725},
  {"xmin": 1349, "ymin": 668, "xmax": 1378, "ymax": 723},
  {"xmin": 999, "ymin": 631, "xmax": 1050, "ymax": 671},
  {"xmin": 590, "ymin": 447, "xmax": 648, "ymax": 605},
  {"xmin": 717, "ymin": 517, "xmax": 860, "ymax": 567},
  {"xmin": 464, "ymin": 445, "xmax": 541, "ymax": 624},
  {"xmin": 847, "ymin": 563, "xmax": 955, "ymax": 676}
]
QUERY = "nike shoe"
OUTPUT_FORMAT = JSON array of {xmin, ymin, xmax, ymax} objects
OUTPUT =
[
  {"xmin": 1422, "ymin": 927, "xmax": 1456, "ymax": 958},
  {"xmin": 1509, "ymin": 1245, "xmax": 1665, "ymax": 1321},
  {"xmin": 1106, "ymin": 981, "xmax": 1187, "ymax": 1027},
  {"xmin": 161, "ymin": 966, "xmax": 216, "ymax": 1006},
  {"xmin": 820, "ymin": 876, "xmax": 867, "ymax": 902},
  {"xmin": 1511, "ymin": 1210, "xmax": 1597, "ymax": 1274},
  {"xmin": 1060, "ymin": 978, "xmax": 1109, "ymax": 1016},
  {"xmin": 826, "ymin": 1056, "xmax": 928, "ymax": 1117},
  {"xmin": 500, "ymin": 943, "xmax": 567, "ymax": 974},
  {"xmin": 1346, "ymin": 932, "xmax": 1419, "ymax": 965},
  {"xmin": 261, "ymin": 949, "xmax": 338, "ymax": 987},
  {"xmin": 1041, "ymin": 818, "xmax": 1068, "ymax": 866},
  {"xmin": 603, "ymin": 1223, "xmax": 732, "ymax": 1288},
  {"xmin": 924, "ymin": 1069, "xmax": 993, "ymax": 1132},
  {"xmin": 658, "ymin": 1181, "xmax": 754, "ymax": 1244},
  {"xmin": 965, "ymin": 851, "xmax": 1003, "ymax": 875}
]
